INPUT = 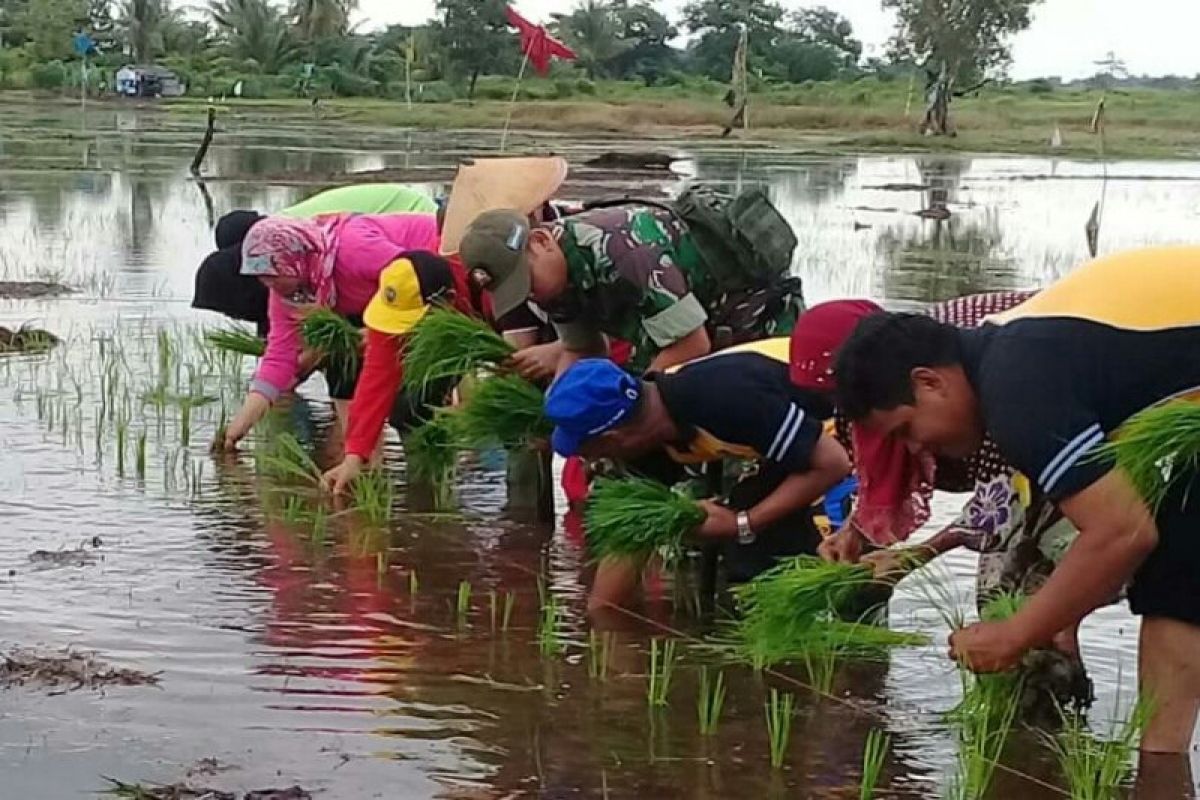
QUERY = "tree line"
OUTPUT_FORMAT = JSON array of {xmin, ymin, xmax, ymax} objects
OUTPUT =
[{"xmin": 0, "ymin": 0, "xmax": 1047, "ymax": 111}]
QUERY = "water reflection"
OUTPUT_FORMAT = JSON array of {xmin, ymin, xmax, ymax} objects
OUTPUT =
[{"xmin": 2, "ymin": 106, "xmax": 1200, "ymax": 798}]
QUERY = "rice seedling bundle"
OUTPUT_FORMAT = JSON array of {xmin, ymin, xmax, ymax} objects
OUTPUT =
[
  {"xmin": 1095, "ymin": 400, "xmax": 1200, "ymax": 511},
  {"xmin": 725, "ymin": 556, "xmax": 927, "ymax": 668},
  {"xmin": 301, "ymin": 308, "xmax": 361, "ymax": 374},
  {"xmin": 204, "ymin": 327, "xmax": 265, "ymax": 357},
  {"xmin": 404, "ymin": 414, "xmax": 460, "ymax": 508},
  {"xmin": 449, "ymin": 373, "xmax": 550, "ymax": 451},
  {"xmin": 403, "ymin": 308, "xmax": 516, "ymax": 391},
  {"xmin": 583, "ymin": 477, "xmax": 706, "ymax": 560}
]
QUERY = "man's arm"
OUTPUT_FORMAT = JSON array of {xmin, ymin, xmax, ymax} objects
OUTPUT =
[
  {"xmin": 951, "ymin": 469, "xmax": 1157, "ymax": 670},
  {"xmin": 647, "ymin": 327, "xmax": 711, "ymax": 372},
  {"xmin": 746, "ymin": 435, "xmax": 851, "ymax": 531},
  {"xmin": 552, "ymin": 319, "xmax": 608, "ymax": 377}
]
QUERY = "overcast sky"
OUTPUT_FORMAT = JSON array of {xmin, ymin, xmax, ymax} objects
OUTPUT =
[{"xmin": 352, "ymin": 0, "xmax": 1200, "ymax": 80}]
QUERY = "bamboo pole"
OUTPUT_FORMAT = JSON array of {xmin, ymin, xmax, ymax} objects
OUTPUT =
[{"xmin": 500, "ymin": 49, "xmax": 531, "ymax": 154}]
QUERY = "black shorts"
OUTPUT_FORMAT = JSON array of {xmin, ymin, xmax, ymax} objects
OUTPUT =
[{"xmin": 1127, "ymin": 468, "xmax": 1200, "ymax": 626}]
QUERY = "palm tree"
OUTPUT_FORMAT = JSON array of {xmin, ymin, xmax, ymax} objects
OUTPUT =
[
  {"xmin": 290, "ymin": 0, "xmax": 356, "ymax": 43},
  {"xmin": 209, "ymin": 0, "xmax": 299, "ymax": 73},
  {"xmin": 117, "ymin": 0, "xmax": 172, "ymax": 63},
  {"xmin": 551, "ymin": 0, "xmax": 627, "ymax": 79}
]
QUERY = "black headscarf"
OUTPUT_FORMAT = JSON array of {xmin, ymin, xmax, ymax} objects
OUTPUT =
[
  {"xmin": 215, "ymin": 210, "xmax": 265, "ymax": 250},
  {"xmin": 192, "ymin": 246, "xmax": 271, "ymax": 336}
]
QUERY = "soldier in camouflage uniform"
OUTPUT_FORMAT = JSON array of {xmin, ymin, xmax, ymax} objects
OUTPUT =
[{"xmin": 461, "ymin": 204, "xmax": 803, "ymax": 374}]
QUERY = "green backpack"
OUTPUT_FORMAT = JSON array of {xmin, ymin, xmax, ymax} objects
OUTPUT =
[
  {"xmin": 582, "ymin": 185, "xmax": 798, "ymax": 290},
  {"xmin": 669, "ymin": 184, "xmax": 798, "ymax": 290}
]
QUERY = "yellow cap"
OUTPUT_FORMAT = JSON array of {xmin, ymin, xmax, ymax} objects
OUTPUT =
[{"xmin": 364, "ymin": 256, "xmax": 453, "ymax": 335}]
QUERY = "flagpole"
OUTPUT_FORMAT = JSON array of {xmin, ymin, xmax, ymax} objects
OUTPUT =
[{"xmin": 500, "ymin": 48, "xmax": 530, "ymax": 154}]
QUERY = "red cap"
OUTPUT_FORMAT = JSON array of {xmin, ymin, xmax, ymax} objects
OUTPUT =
[{"xmin": 789, "ymin": 300, "xmax": 884, "ymax": 390}]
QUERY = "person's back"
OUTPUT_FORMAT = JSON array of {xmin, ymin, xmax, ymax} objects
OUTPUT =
[{"xmin": 281, "ymin": 184, "xmax": 436, "ymax": 219}]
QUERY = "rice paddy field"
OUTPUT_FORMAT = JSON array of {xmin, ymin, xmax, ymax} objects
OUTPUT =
[{"xmin": 1, "ymin": 99, "xmax": 1198, "ymax": 798}]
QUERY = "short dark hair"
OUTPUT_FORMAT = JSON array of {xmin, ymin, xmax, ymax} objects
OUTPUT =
[{"xmin": 834, "ymin": 312, "xmax": 963, "ymax": 420}]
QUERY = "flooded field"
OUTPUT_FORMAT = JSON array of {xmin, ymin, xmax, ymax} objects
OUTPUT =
[{"xmin": 1, "ymin": 101, "xmax": 1198, "ymax": 799}]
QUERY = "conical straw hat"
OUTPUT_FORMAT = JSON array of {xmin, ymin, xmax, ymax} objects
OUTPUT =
[{"xmin": 439, "ymin": 156, "xmax": 569, "ymax": 256}]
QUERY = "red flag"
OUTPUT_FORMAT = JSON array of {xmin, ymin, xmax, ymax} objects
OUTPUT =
[{"xmin": 505, "ymin": 5, "xmax": 576, "ymax": 76}]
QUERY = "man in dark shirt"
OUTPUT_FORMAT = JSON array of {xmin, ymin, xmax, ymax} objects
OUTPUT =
[
  {"xmin": 544, "ymin": 348, "xmax": 851, "ymax": 611},
  {"xmin": 833, "ymin": 246, "xmax": 1200, "ymax": 754}
]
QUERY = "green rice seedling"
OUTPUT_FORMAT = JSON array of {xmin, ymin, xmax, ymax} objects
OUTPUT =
[
  {"xmin": 764, "ymin": 688, "xmax": 795, "ymax": 769},
  {"xmin": 725, "ymin": 556, "xmax": 926, "ymax": 668},
  {"xmin": 409, "ymin": 569, "xmax": 419, "ymax": 596},
  {"xmin": 489, "ymin": 589, "xmax": 498, "ymax": 631},
  {"xmin": 351, "ymin": 468, "xmax": 394, "ymax": 525},
  {"xmin": 257, "ymin": 433, "xmax": 323, "ymax": 485},
  {"xmin": 860, "ymin": 729, "xmax": 890, "ymax": 800},
  {"xmin": 646, "ymin": 638, "xmax": 679, "ymax": 708},
  {"xmin": 404, "ymin": 414, "xmax": 459, "ymax": 509},
  {"xmin": 1094, "ymin": 401, "xmax": 1200, "ymax": 511},
  {"xmin": 584, "ymin": 477, "xmax": 706, "ymax": 560},
  {"xmin": 450, "ymin": 373, "xmax": 550, "ymax": 451},
  {"xmin": 115, "ymin": 419, "xmax": 127, "ymax": 477},
  {"xmin": 1044, "ymin": 688, "xmax": 1152, "ymax": 800},
  {"xmin": 537, "ymin": 594, "xmax": 563, "ymax": 657},
  {"xmin": 588, "ymin": 630, "xmax": 615, "ymax": 681},
  {"xmin": 456, "ymin": 580, "xmax": 472, "ymax": 624},
  {"xmin": 301, "ymin": 308, "xmax": 361, "ymax": 375},
  {"xmin": 281, "ymin": 495, "xmax": 307, "ymax": 525},
  {"xmin": 402, "ymin": 308, "xmax": 515, "ymax": 391},
  {"xmin": 311, "ymin": 505, "xmax": 328, "ymax": 544},
  {"xmin": 501, "ymin": 591, "xmax": 515, "ymax": 631},
  {"xmin": 135, "ymin": 432, "xmax": 146, "ymax": 479},
  {"xmin": 696, "ymin": 666, "xmax": 727, "ymax": 736},
  {"xmin": 376, "ymin": 552, "xmax": 388, "ymax": 587},
  {"xmin": 204, "ymin": 327, "xmax": 266, "ymax": 357}
]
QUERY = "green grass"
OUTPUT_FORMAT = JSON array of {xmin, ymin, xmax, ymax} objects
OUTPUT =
[
  {"xmin": 257, "ymin": 432, "xmax": 323, "ymax": 485},
  {"xmin": 1094, "ymin": 401, "xmax": 1200, "ymax": 511},
  {"xmin": 204, "ymin": 327, "xmax": 265, "ymax": 357},
  {"xmin": 946, "ymin": 592, "xmax": 1029, "ymax": 800},
  {"xmin": 646, "ymin": 638, "xmax": 679, "ymax": 708},
  {"xmin": 456, "ymin": 580, "xmax": 472, "ymax": 623},
  {"xmin": 583, "ymin": 477, "xmax": 706, "ymax": 560},
  {"xmin": 402, "ymin": 308, "xmax": 515, "ymax": 391},
  {"xmin": 300, "ymin": 308, "xmax": 361, "ymax": 375},
  {"xmin": 538, "ymin": 594, "xmax": 563, "ymax": 657},
  {"xmin": 350, "ymin": 468, "xmax": 394, "ymax": 525},
  {"xmin": 449, "ymin": 373, "xmax": 549, "ymax": 452},
  {"xmin": 697, "ymin": 666, "xmax": 727, "ymax": 736},
  {"xmin": 860, "ymin": 728, "xmax": 890, "ymax": 800},
  {"xmin": 1045, "ymin": 691, "xmax": 1153, "ymax": 800},
  {"xmin": 588, "ymin": 630, "xmax": 614, "ymax": 681},
  {"xmin": 765, "ymin": 688, "xmax": 795, "ymax": 769}
]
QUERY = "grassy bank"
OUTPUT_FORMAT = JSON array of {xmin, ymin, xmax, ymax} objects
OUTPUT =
[{"xmin": 14, "ymin": 78, "xmax": 1200, "ymax": 159}]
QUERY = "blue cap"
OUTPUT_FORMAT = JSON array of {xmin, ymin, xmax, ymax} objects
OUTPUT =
[{"xmin": 545, "ymin": 359, "xmax": 641, "ymax": 456}]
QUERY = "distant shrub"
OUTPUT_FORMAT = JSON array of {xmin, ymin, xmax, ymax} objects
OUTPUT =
[
  {"xmin": 1026, "ymin": 79, "xmax": 1055, "ymax": 95},
  {"xmin": 30, "ymin": 60, "xmax": 67, "ymax": 90},
  {"xmin": 576, "ymin": 78, "xmax": 596, "ymax": 95}
]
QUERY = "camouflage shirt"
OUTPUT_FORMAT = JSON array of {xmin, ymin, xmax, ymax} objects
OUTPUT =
[{"xmin": 545, "ymin": 205, "xmax": 716, "ymax": 367}]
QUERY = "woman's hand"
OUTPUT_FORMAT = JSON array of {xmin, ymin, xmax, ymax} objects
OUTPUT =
[
  {"xmin": 217, "ymin": 392, "xmax": 271, "ymax": 451},
  {"xmin": 862, "ymin": 545, "xmax": 935, "ymax": 583},
  {"xmin": 818, "ymin": 524, "xmax": 868, "ymax": 563},
  {"xmin": 321, "ymin": 454, "xmax": 364, "ymax": 495}
]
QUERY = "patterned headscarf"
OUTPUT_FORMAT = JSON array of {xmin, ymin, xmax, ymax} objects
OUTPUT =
[{"xmin": 240, "ymin": 216, "xmax": 345, "ymax": 307}]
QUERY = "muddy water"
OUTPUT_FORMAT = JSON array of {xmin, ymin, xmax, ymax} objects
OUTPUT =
[{"xmin": 1, "ymin": 101, "xmax": 1198, "ymax": 798}]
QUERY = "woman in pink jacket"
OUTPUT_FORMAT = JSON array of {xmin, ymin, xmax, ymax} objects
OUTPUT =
[{"xmin": 220, "ymin": 212, "xmax": 440, "ymax": 450}]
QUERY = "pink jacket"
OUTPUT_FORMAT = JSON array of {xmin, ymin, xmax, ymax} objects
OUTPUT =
[{"xmin": 250, "ymin": 213, "xmax": 440, "ymax": 400}]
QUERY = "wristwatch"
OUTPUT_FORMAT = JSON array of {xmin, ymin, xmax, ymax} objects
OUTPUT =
[{"xmin": 736, "ymin": 511, "xmax": 756, "ymax": 545}]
